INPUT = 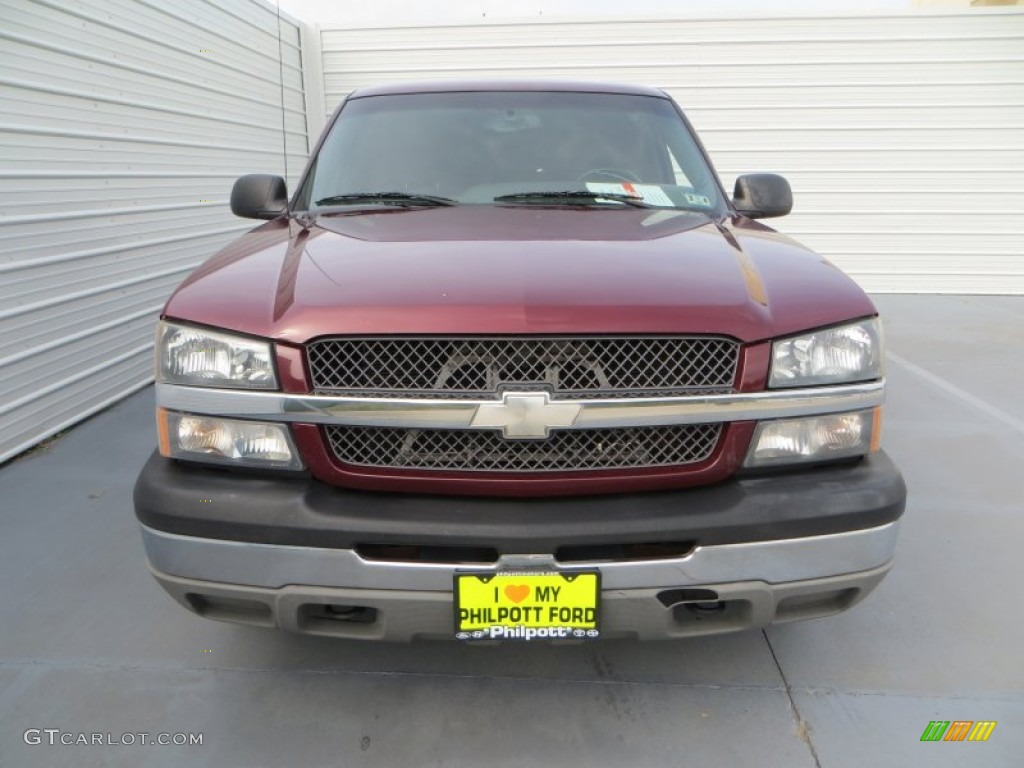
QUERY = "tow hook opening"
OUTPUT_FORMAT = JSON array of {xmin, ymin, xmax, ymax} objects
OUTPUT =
[
  {"xmin": 305, "ymin": 604, "xmax": 378, "ymax": 624},
  {"xmin": 687, "ymin": 600, "xmax": 727, "ymax": 613},
  {"xmin": 657, "ymin": 588, "xmax": 753, "ymax": 630},
  {"xmin": 656, "ymin": 588, "xmax": 720, "ymax": 608}
]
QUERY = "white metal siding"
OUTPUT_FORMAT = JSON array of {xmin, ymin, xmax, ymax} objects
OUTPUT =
[
  {"xmin": 0, "ymin": 0, "xmax": 308, "ymax": 462},
  {"xmin": 318, "ymin": 11, "xmax": 1024, "ymax": 295}
]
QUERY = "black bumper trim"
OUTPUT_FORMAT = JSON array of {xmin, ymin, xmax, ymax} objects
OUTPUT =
[{"xmin": 134, "ymin": 451, "xmax": 905, "ymax": 553}]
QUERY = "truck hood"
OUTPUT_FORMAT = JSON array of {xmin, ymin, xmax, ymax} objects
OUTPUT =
[{"xmin": 165, "ymin": 206, "xmax": 875, "ymax": 344}]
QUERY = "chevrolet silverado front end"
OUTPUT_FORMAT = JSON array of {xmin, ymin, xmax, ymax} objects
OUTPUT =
[{"xmin": 134, "ymin": 80, "xmax": 905, "ymax": 641}]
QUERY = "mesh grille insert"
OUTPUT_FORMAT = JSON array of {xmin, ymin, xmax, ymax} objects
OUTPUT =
[
  {"xmin": 325, "ymin": 424, "xmax": 722, "ymax": 473},
  {"xmin": 307, "ymin": 337, "xmax": 739, "ymax": 398}
]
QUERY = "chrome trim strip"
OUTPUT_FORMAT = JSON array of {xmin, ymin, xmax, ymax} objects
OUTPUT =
[
  {"xmin": 155, "ymin": 380, "xmax": 885, "ymax": 430},
  {"xmin": 140, "ymin": 521, "xmax": 899, "ymax": 592}
]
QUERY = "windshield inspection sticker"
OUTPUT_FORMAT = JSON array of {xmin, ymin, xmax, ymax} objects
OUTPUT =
[
  {"xmin": 585, "ymin": 182, "xmax": 674, "ymax": 207},
  {"xmin": 684, "ymin": 192, "xmax": 712, "ymax": 207}
]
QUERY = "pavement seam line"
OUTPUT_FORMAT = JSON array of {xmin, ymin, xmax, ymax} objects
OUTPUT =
[
  {"xmin": 886, "ymin": 351, "xmax": 1024, "ymax": 435},
  {"xmin": 762, "ymin": 629, "xmax": 823, "ymax": 768}
]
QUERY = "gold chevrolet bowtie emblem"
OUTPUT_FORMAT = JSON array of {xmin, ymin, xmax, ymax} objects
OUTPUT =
[{"xmin": 470, "ymin": 392, "xmax": 582, "ymax": 440}]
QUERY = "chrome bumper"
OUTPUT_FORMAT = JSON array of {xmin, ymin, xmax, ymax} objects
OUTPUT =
[
  {"xmin": 141, "ymin": 521, "xmax": 898, "ymax": 592},
  {"xmin": 141, "ymin": 522, "xmax": 898, "ymax": 641}
]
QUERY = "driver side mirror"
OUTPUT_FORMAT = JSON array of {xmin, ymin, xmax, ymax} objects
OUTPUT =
[
  {"xmin": 732, "ymin": 174, "xmax": 792, "ymax": 219},
  {"xmin": 230, "ymin": 174, "xmax": 288, "ymax": 220}
]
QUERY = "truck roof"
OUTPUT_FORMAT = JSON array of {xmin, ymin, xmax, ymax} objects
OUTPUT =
[{"xmin": 347, "ymin": 79, "xmax": 669, "ymax": 99}]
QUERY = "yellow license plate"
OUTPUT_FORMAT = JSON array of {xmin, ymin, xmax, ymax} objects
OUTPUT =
[{"xmin": 454, "ymin": 571, "xmax": 600, "ymax": 641}]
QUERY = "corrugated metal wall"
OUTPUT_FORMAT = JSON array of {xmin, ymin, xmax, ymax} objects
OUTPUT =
[
  {"xmin": 318, "ymin": 10, "xmax": 1024, "ymax": 295},
  {"xmin": 0, "ymin": 0, "xmax": 308, "ymax": 463}
]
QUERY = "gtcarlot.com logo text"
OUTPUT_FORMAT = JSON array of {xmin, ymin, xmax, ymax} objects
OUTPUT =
[{"xmin": 24, "ymin": 729, "xmax": 203, "ymax": 747}]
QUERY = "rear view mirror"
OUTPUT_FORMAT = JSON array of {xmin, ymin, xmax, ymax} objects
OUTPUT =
[
  {"xmin": 732, "ymin": 174, "xmax": 792, "ymax": 219},
  {"xmin": 230, "ymin": 174, "xmax": 288, "ymax": 220}
]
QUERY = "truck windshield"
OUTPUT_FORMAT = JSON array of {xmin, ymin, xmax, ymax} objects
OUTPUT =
[{"xmin": 296, "ymin": 90, "xmax": 725, "ymax": 214}]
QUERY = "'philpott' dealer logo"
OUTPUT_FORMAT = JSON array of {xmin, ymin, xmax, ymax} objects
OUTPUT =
[{"xmin": 920, "ymin": 721, "xmax": 996, "ymax": 742}]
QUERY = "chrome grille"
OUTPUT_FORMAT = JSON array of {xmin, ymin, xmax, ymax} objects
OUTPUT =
[
  {"xmin": 325, "ymin": 424, "xmax": 721, "ymax": 472},
  {"xmin": 307, "ymin": 337, "xmax": 739, "ymax": 398}
]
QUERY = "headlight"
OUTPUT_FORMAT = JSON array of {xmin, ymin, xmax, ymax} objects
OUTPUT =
[
  {"xmin": 769, "ymin": 318, "xmax": 882, "ymax": 388},
  {"xmin": 744, "ymin": 409, "xmax": 880, "ymax": 468},
  {"xmin": 158, "ymin": 409, "xmax": 303, "ymax": 470},
  {"xmin": 157, "ymin": 321, "xmax": 276, "ymax": 389}
]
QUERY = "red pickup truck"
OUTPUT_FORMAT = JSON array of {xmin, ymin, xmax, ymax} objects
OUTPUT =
[{"xmin": 134, "ymin": 80, "xmax": 905, "ymax": 641}]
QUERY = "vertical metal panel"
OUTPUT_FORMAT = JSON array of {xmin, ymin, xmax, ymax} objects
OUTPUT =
[
  {"xmin": 300, "ymin": 22, "xmax": 327, "ymax": 146},
  {"xmin": 317, "ymin": 10, "xmax": 1024, "ymax": 295},
  {"xmin": 0, "ymin": 0, "xmax": 307, "ymax": 463}
]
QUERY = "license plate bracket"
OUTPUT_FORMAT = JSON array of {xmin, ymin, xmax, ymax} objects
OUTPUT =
[{"xmin": 454, "ymin": 570, "xmax": 601, "ymax": 641}]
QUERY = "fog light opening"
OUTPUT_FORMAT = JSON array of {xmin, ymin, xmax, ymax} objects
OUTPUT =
[{"xmin": 184, "ymin": 593, "xmax": 273, "ymax": 626}]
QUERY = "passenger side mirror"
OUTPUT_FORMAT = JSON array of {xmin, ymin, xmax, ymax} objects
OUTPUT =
[
  {"xmin": 732, "ymin": 174, "xmax": 792, "ymax": 219},
  {"xmin": 230, "ymin": 174, "xmax": 288, "ymax": 220}
]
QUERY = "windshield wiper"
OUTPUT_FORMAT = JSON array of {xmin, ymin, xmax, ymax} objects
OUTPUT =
[
  {"xmin": 315, "ymin": 192, "xmax": 457, "ymax": 207},
  {"xmin": 493, "ymin": 191, "xmax": 654, "ymax": 208}
]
